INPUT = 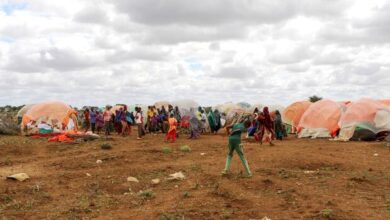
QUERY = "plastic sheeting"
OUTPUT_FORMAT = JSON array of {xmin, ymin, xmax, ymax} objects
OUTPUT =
[
  {"xmin": 215, "ymin": 102, "xmax": 244, "ymax": 114},
  {"xmin": 380, "ymin": 99, "xmax": 390, "ymax": 106},
  {"xmin": 282, "ymin": 101, "xmax": 311, "ymax": 133},
  {"xmin": 171, "ymin": 100, "xmax": 199, "ymax": 110},
  {"xmin": 22, "ymin": 101, "xmax": 78, "ymax": 134},
  {"xmin": 298, "ymin": 100, "xmax": 346, "ymax": 138},
  {"xmin": 338, "ymin": 99, "xmax": 390, "ymax": 141},
  {"xmin": 154, "ymin": 101, "xmax": 171, "ymax": 110}
]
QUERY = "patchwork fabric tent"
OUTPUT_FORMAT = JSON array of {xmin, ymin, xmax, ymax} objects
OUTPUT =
[
  {"xmin": 298, "ymin": 100, "xmax": 346, "ymax": 138},
  {"xmin": 282, "ymin": 101, "xmax": 312, "ymax": 133},
  {"xmin": 338, "ymin": 99, "xmax": 390, "ymax": 141},
  {"xmin": 21, "ymin": 101, "xmax": 78, "ymax": 135}
]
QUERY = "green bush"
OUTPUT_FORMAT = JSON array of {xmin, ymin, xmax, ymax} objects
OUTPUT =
[
  {"xmin": 162, "ymin": 147, "xmax": 172, "ymax": 154},
  {"xmin": 180, "ymin": 145, "xmax": 191, "ymax": 153}
]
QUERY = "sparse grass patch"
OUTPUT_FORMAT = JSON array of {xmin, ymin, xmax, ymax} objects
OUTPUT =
[
  {"xmin": 162, "ymin": 146, "xmax": 172, "ymax": 154},
  {"xmin": 384, "ymin": 173, "xmax": 390, "ymax": 182},
  {"xmin": 221, "ymin": 209, "xmax": 233, "ymax": 219},
  {"xmin": 100, "ymin": 143, "xmax": 112, "ymax": 150},
  {"xmin": 183, "ymin": 191, "xmax": 190, "ymax": 198},
  {"xmin": 180, "ymin": 145, "xmax": 191, "ymax": 153},
  {"xmin": 138, "ymin": 190, "xmax": 155, "ymax": 199},
  {"xmin": 278, "ymin": 169, "xmax": 289, "ymax": 179},
  {"xmin": 160, "ymin": 213, "xmax": 186, "ymax": 220},
  {"xmin": 320, "ymin": 208, "xmax": 333, "ymax": 219}
]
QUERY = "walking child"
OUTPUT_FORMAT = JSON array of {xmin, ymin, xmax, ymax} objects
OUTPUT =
[{"xmin": 222, "ymin": 119, "xmax": 252, "ymax": 177}]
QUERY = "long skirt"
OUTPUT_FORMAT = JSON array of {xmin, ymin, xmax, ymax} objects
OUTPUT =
[{"xmin": 166, "ymin": 129, "xmax": 177, "ymax": 142}]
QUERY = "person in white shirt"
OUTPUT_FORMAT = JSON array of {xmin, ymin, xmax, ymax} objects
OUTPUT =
[{"xmin": 135, "ymin": 107, "xmax": 144, "ymax": 140}]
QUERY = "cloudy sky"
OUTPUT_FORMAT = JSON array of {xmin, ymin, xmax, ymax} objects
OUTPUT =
[{"xmin": 0, "ymin": 0, "xmax": 389, "ymax": 107}]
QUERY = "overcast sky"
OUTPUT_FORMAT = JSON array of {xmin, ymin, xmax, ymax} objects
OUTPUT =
[{"xmin": 0, "ymin": 0, "xmax": 389, "ymax": 107}]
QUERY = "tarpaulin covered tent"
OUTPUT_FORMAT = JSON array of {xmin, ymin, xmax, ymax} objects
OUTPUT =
[
  {"xmin": 282, "ymin": 101, "xmax": 311, "ymax": 133},
  {"xmin": 298, "ymin": 100, "xmax": 346, "ymax": 138},
  {"xmin": 269, "ymin": 105, "xmax": 285, "ymax": 113},
  {"xmin": 171, "ymin": 100, "xmax": 199, "ymax": 111},
  {"xmin": 16, "ymin": 104, "xmax": 35, "ymax": 124},
  {"xmin": 237, "ymin": 102, "xmax": 251, "ymax": 109},
  {"xmin": 21, "ymin": 101, "xmax": 78, "ymax": 135},
  {"xmin": 215, "ymin": 103, "xmax": 244, "ymax": 114},
  {"xmin": 380, "ymin": 99, "xmax": 390, "ymax": 106},
  {"xmin": 338, "ymin": 99, "xmax": 390, "ymax": 141}
]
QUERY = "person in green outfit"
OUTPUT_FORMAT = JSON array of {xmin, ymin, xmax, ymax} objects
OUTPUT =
[
  {"xmin": 207, "ymin": 108, "xmax": 217, "ymax": 134},
  {"xmin": 222, "ymin": 118, "xmax": 252, "ymax": 177}
]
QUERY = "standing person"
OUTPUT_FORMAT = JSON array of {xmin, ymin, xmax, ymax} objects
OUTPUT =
[
  {"xmin": 83, "ymin": 108, "xmax": 90, "ymax": 133},
  {"xmin": 200, "ymin": 109, "xmax": 207, "ymax": 134},
  {"xmin": 103, "ymin": 106, "xmax": 112, "ymax": 136},
  {"xmin": 147, "ymin": 106, "xmax": 154, "ymax": 133},
  {"xmin": 150, "ymin": 106, "xmax": 158, "ymax": 134},
  {"xmin": 188, "ymin": 108, "xmax": 201, "ymax": 139},
  {"xmin": 120, "ymin": 106, "xmax": 129, "ymax": 136},
  {"xmin": 114, "ymin": 107, "xmax": 123, "ymax": 135},
  {"xmin": 196, "ymin": 107, "xmax": 202, "ymax": 121},
  {"xmin": 165, "ymin": 114, "xmax": 178, "ymax": 142},
  {"xmin": 214, "ymin": 109, "xmax": 222, "ymax": 132},
  {"xmin": 173, "ymin": 106, "xmax": 181, "ymax": 124},
  {"xmin": 274, "ymin": 110, "xmax": 283, "ymax": 140},
  {"xmin": 168, "ymin": 105, "xmax": 174, "ymax": 116},
  {"xmin": 161, "ymin": 106, "xmax": 169, "ymax": 133},
  {"xmin": 89, "ymin": 108, "xmax": 97, "ymax": 133},
  {"xmin": 255, "ymin": 107, "xmax": 275, "ymax": 146},
  {"xmin": 222, "ymin": 119, "xmax": 252, "ymax": 177},
  {"xmin": 207, "ymin": 108, "xmax": 217, "ymax": 134},
  {"xmin": 96, "ymin": 110, "xmax": 104, "ymax": 134},
  {"xmin": 125, "ymin": 108, "xmax": 133, "ymax": 135},
  {"xmin": 135, "ymin": 107, "xmax": 144, "ymax": 140}
]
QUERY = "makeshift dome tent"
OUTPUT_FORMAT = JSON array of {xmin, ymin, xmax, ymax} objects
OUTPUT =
[
  {"xmin": 338, "ymin": 99, "xmax": 390, "ymax": 141},
  {"xmin": 380, "ymin": 99, "xmax": 390, "ymax": 106},
  {"xmin": 282, "ymin": 101, "xmax": 311, "ymax": 133},
  {"xmin": 16, "ymin": 104, "xmax": 35, "ymax": 124},
  {"xmin": 237, "ymin": 102, "xmax": 251, "ymax": 109},
  {"xmin": 298, "ymin": 100, "xmax": 346, "ymax": 138},
  {"xmin": 215, "ymin": 103, "xmax": 243, "ymax": 114},
  {"xmin": 154, "ymin": 101, "xmax": 171, "ymax": 110},
  {"xmin": 269, "ymin": 105, "xmax": 285, "ymax": 113},
  {"xmin": 21, "ymin": 101, "xmax": 78, "ymax": 135},
  {"xmin": 171, "ymin": 100, "xmax": 199, "ymax": 111}
]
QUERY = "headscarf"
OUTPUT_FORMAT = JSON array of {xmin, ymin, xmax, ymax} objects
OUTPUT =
[{"xmin": 263, "ymin": 107, "xmax": 273, "ymax": 129}]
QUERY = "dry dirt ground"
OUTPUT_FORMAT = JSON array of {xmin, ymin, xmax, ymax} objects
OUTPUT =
[{"xmin": 0, "ymin": 131, "xmax": 389, "ymax": 220}]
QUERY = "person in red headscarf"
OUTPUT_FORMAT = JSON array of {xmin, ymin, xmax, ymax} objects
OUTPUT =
[{"xmin": 254, "ymin": 107, "xmax": 275, "ymax": 146}]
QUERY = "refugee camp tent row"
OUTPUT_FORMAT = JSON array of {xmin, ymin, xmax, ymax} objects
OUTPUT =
[{"xmin": 282, "ymin": 98, "xmax": 390, "ymax": 141}]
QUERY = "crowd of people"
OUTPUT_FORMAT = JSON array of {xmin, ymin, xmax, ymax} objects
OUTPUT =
[
  {"xmin": 79, "ymin": 105, "xmax": 285, "ymax": 143},
  {"xmin": 80, "ymin": 105, "xmax": 285, "ymax": 177}
]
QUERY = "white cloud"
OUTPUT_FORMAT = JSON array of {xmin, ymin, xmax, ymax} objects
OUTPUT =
[{"xmin": 0, "ymin": 0, "xmax": 389, "ymax": 107}]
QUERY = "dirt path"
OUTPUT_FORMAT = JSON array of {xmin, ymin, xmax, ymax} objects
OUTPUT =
[{"xmin": 0, "ymin": 133, "xmax": 389, "ymax": 219}]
